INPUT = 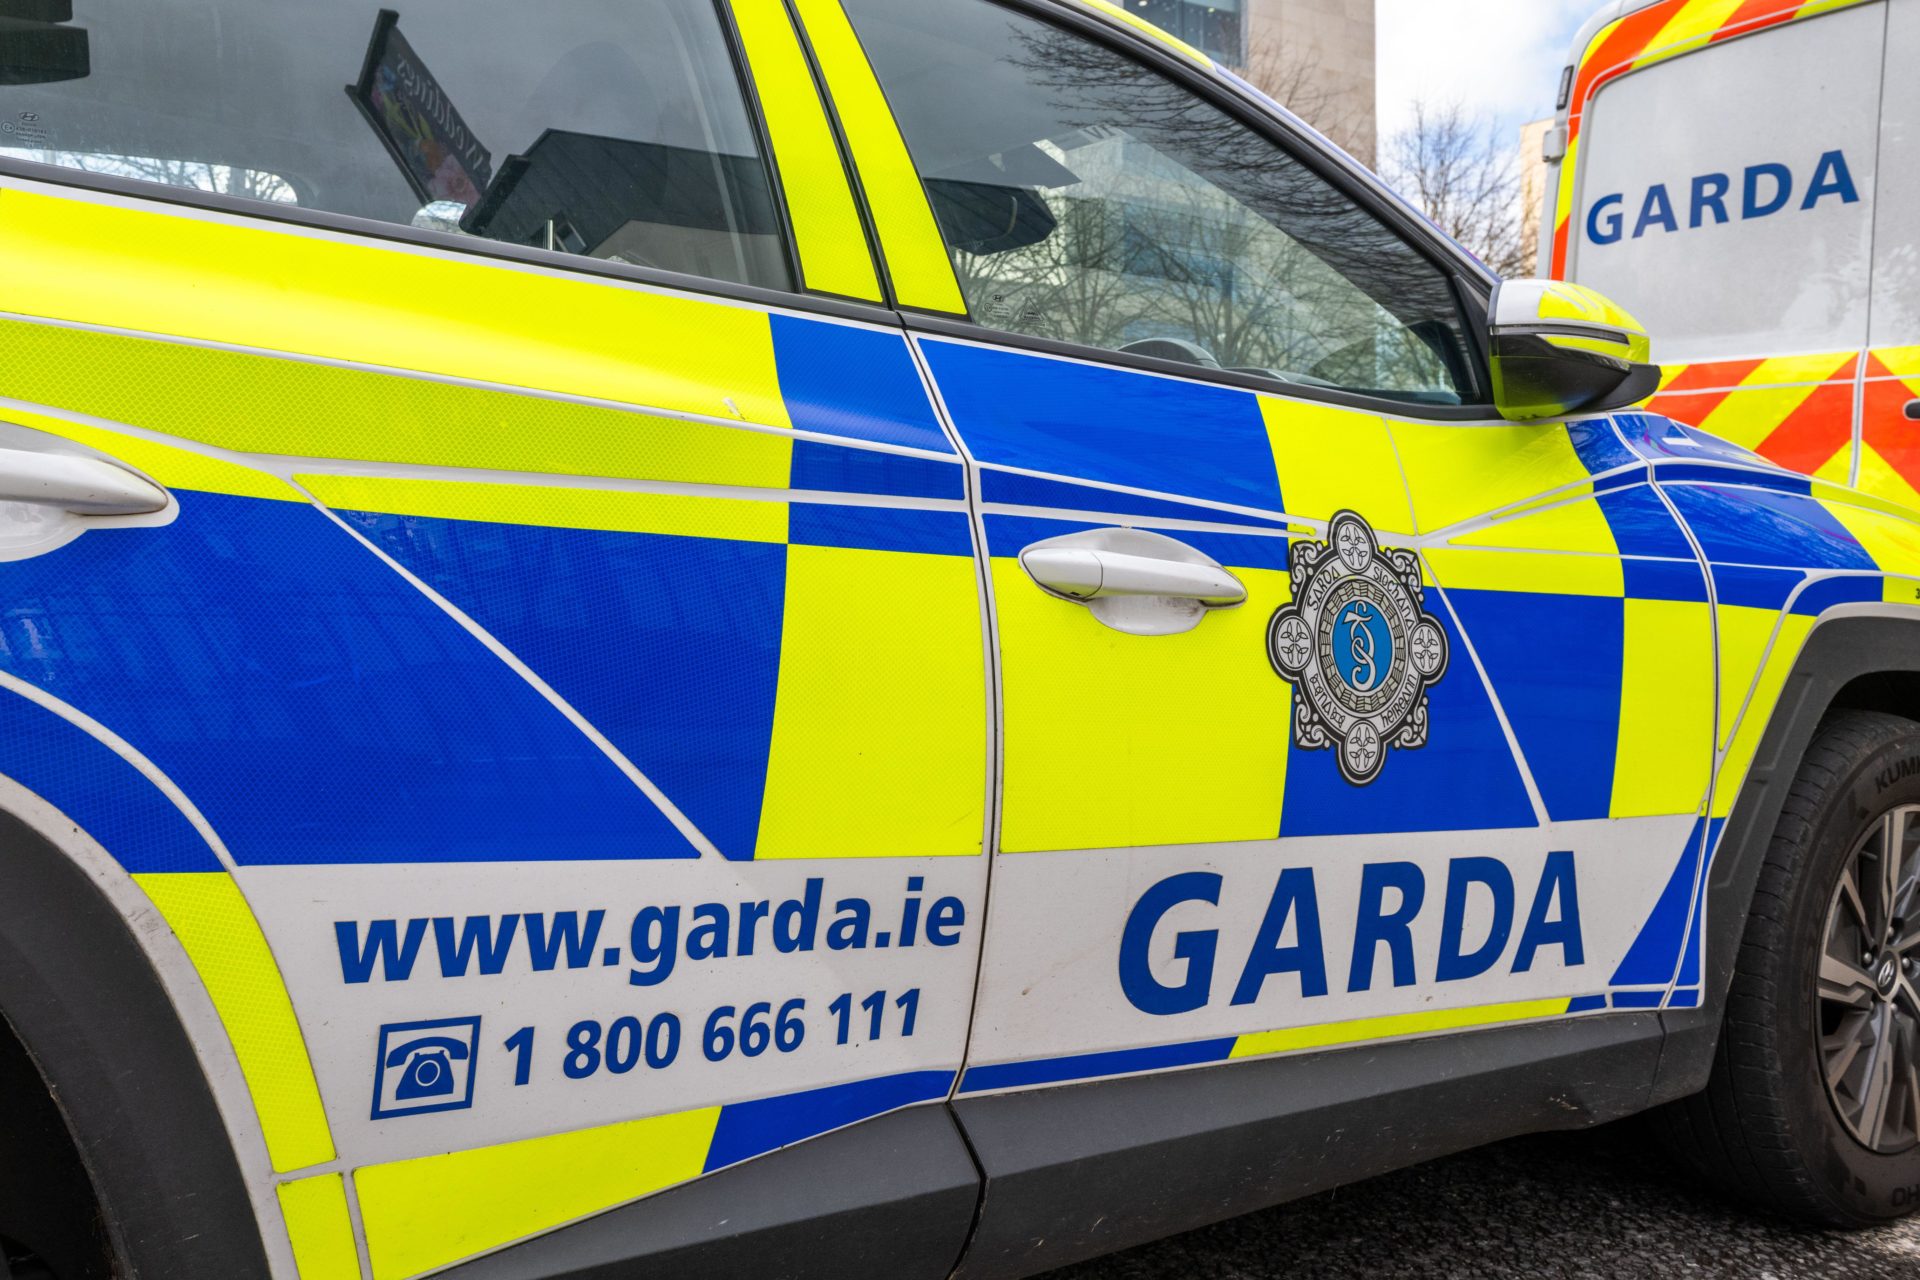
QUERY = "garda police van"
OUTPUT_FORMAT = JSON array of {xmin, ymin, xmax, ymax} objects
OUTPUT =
[
  {"xmin": 1543, "ymin": 0, "xmax": 1920, "ymax": 506},
  {"xmin": 2, "ymin": 1, "xmax": 1920, "ymax": 1277}
]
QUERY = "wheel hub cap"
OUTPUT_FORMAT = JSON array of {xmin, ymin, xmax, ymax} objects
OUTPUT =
[{"xmin": 1817, "ymin": 804, "xmax": 1920, "ymax": 1155}]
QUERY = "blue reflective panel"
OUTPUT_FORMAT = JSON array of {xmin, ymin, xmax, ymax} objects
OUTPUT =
[
  {"xmin": 1447, "ymin": 590, "xmax": 1624, "ymax": 823},
  {"xmin": 0, "ymin": 493, "xmax": 697, "ymax": 865},
  {"xmin": 921, "ymin": 341, "xmax": 1285, "ymax": 514},
  {"xmin": 772, "ymin": 316, "xmax": 954, "ymax": 454},
  {"xmin": 1279, "ymin": 604, "xmax": 1535, "ymax": 836},
  {"xmin": 980, "ymin": 467, "xmax": 1288, "ymax": 529},
  {"xmin": 343, "ymin": 511, "xmax": 786, "ymax": 862},
  {"xmin": 0, "ymin": 691, "xmax": 222, "ymax": 873},
  {"xmin": 1667, "ymin": 484, "xmax": 1875, "ymax": 570},
  {"xmin": 702, "ymin": 1069, "xmax": 955, "ymax": 1171}
]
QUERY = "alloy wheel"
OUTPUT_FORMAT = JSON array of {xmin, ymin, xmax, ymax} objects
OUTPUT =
[{"xmin": 1818, "ymin": 803, "xmax": 1920, "ymax": 1154}]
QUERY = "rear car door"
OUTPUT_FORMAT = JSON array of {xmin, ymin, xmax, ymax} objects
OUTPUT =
[
  {"xmin": 823, "ymin": 0, "xmax": 1714, "ymax": 1099},
  {"xmin": 0, "ymin": 1, "xmax": 987, "ymax": 1273}
]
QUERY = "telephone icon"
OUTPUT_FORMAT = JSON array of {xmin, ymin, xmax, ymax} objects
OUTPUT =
[
  {"xmin": 371, "ymin": 1016, "xmax": 481, "ymax": 1119},
  {"xmin": 387, "ymin": 1035, "xmax": 470, "ymax": 1100}
]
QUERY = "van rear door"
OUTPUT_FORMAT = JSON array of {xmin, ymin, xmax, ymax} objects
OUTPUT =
[
  {"xmin": 1566, "ymin": 1, "xmax": 1888, "ymax": 490},
  {"xmin": 1864, "ymin": 0, "xmax": 1920, "ymax": 503}
]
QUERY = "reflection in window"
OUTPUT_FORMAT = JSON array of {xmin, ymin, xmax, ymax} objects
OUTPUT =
[
  {"xmin": 0, "ymin": 0, "xmax": 791, "ymax": 290},
  {"xmin": 844, "ymin": 0, "xmax": 1474, "ymax": 405},
  {"xmin": 1137, "ymin": 0, "xmax": 1243, "ymax": 65},
  {"xmin": 0, "ymin": 149, "xmax": 297, "ymax": 202}
]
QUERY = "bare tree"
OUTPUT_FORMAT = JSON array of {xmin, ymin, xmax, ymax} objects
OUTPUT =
[
  {"xmin": 1240, "ymin": 36, "xmax": 1367, "ymax": 166},
  {"xmin": 1379, "ymin": 100, "xmax": 1530, "ymax": 278}
]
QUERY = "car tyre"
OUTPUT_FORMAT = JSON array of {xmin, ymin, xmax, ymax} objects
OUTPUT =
[{"xmin": 1665, "ymin": 709, "xmax": 1920, "ymax": 1225}]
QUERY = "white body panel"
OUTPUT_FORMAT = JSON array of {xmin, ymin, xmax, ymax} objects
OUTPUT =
[
  {"xmin": 242, "ymin": 857, "xmax": 986, "ymax": 1167},
  {"xmin": 1569, "ymin": 2, "xmax": 1887, "ymax": 363},
  {"xmin": 968, "ymin": 817, "xmax": 1690, "ymax": 1074}
]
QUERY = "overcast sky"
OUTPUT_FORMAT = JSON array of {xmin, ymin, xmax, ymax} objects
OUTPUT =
[{"xmin": 1375, "ymin": 0, "xmax": 1598, "ymax": 144}]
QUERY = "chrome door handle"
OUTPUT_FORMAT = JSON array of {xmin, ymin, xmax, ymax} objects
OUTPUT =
[
  {"xmin": 0, "ymin": 446, "xmax": 170, "ymax": 515},
  {"xmin": 1019, "ymin": 528, "xmax": 1246, "ymax": 636}
]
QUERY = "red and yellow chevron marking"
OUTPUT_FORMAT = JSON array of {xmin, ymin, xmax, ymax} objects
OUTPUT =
[
  {"xmin": 1646, "ymin": 350, "xmax": 1858, "ymax": 477},
  {"xmin": 1551, "ymin": 0, "xmax": 1878, "ymax": 276},
  {"xmin": 1862, "ymin": 348, "xmax": 1920, "ymax": 509}
]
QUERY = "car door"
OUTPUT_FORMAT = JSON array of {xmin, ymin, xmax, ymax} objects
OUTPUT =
[
  {"xmin": 0, "ymin": 1, "xmax": 986, "ymax": 1274},
  {"xmin": 818, "ymin": 0, "xmax": 1716, "ymax": 1104}
]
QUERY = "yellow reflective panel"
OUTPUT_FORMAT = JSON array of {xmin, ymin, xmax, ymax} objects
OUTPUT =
[
  {"xmin": 729, "ymin": 0, "xmax": 882, "ymax": 300},
  {"xmin": 1823, "ymin": 497, "xmax": 1920, "ymax": 576},
  {"xmin": 1745, "ymin": 350, "xmax": 1859, "ymax": 386},
  {"xmin": 1258, "ymin": 398, "xmax": 1411, "ymax": 533},
  {"xmin": 0, "ymin": 404, "xmax": 303, "ymax": 503},
  {"xmin": 0, "ymin": 191, "xmax": 791, "ymax": 429},
  {"xmin": 297, "ymin": 476, "xmax": 789, "ymax": 544},
  {"xmin": 1611, "ymin": 598, "xmax": 1714, "ymax": 819},
  {"xmin": 1634, "ymin": 0, "xmax": 1747, "ymax": 68},
  {"xmin": 1713, "ymin": 613, "xmax": 1815, "ymax": 818},
  {"xmin": 1877, "ymin": 346, "xmax": 1920, "ymax": 379},
  {"xmin": 1798, "ymin": 0, "xmax": 1879, "ymax": 16},
  {"xmin": 1533, "ymin": 280, "xmax": 1648, "ymax": 338},
  {"xmin": 1696, "ymin": 383, "xmax": 1826, "ymax": 452},
  {"xmin": 355, "ymin": 1105, "xmax": 720, "ymax": 1280},
  {"xmin": 0, "ymin": 319, "xmax": 793, "ymax": 490},
  {"xmin": 756, "ymin": 545, "xmax": 986, "ymax": 858},
  {"xmin": 1448, "ymin": 494, "xmax": 1621, "ymax": 556},
  {"xmin": 277, "ymin": 1174, "xmax": 362, "ymax": 1280},
  {"xmin": 1231, "ymin": 997, "xmax": 1574, "ymax": 1059},
  {"xmin": 1390, "ymin": 420, "xmax": 1593, "ymax": 534},
  {"xmin": 132, "ymin": 872, "xmax": 335, "ymax": 1173},
  {"xmin": 1715, "ymin": 603, "xmax": 1783, "ymax": 749},
  {"xmin": 1554, "ymin": 133, "xmax": 1580, "ymax": 233},
  {"xmin": 1850, "ymin": 444, "xmax": 1920, "ymax": 515},
  {"xmin": 788, "ymin": 0, "xmax": 967, "ymax": 315},
  {"xmin": 1423, "ymin": 546, "xmax": 1626, "ymax": 598},
  {"xmin": 996, "ymin": 560, "xmax": 1292, "ymax": 853}
]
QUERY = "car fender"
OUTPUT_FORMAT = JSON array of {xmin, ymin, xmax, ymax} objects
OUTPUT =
[
  {"xmin": 0, "ymin": 698, "xmax": 286, "ymax": 1275},
  {"xmin": 1655, "ymin": 605, "xmax": 1920, "ymax": 1100}
]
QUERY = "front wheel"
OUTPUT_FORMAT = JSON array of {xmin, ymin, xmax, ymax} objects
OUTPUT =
[{"xmin": 1665, "ymin": 709, "xmax": 1920, "ymax": 1225}]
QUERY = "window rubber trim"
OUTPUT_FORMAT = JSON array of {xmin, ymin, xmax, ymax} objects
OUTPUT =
[{"xmin": 904, "ymin": 311, "xmax": 1498, "ymax": 421}]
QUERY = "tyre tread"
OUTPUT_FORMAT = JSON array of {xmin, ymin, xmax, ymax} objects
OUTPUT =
[{"xmin": 1663, "ymin": 710, "xmax": 1919, "ymax": 1225}]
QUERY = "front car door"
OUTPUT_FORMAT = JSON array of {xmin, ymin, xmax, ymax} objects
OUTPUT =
[{"xmin": 816, "ymin": 0, "xmax": 1721, "ymax": 1266}]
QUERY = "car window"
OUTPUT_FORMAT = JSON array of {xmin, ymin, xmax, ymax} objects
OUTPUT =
[
  {"xmin": 839, "ymin": 0, "xmax": 1474, "ymax": 406},
  {"xmin": 0, "ymin": 0, "xmax": 792, "ymax": 291}
]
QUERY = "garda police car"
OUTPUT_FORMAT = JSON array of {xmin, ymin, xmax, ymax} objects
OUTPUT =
[
  {"xmin": 0, "ymin": 1, "xmax": 1918, "ymax": 1277},
  {"xmin": 1543, "ymin": 0, "xmax": 1920, "ymax": 508}
]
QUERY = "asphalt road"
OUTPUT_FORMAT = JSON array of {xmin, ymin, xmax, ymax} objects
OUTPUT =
[{"xmin": 1039, "ymin": 1121, "xmax": 1920, "ymax": 1279}]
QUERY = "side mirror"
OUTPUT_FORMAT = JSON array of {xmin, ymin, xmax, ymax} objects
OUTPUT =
[{"xmin": 1489, "ymin": 279, "xmax": 1660, "ymax": 422}]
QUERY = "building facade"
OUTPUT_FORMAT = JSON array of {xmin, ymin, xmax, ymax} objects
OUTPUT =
[{"xmin": 1131, "ymin": 0, "xmax": 1377, "ymax": 165}]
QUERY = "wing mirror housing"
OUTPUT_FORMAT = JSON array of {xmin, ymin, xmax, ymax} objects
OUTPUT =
[{"xmin": 1489, "ymin": 279, "xmax": 1660, "ymax": 422}]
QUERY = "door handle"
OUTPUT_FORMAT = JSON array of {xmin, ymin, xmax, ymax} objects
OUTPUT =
[
  {"xmin": 1019, "ymin": 528, "xmax": 1245, "ymax": 636},
  {"xmin": 0, "ymin": 446, "xmax": 170, "ymax": 515}
]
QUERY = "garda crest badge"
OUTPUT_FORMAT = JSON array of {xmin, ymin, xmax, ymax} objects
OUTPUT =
[{"xmin": 1266, "ymin": 511, "xmax": 1448, "ymax": 785}]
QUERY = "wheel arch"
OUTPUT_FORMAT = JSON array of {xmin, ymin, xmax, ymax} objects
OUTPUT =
[
  {"xmin": 0, "ymin": 777, "xmax": 276, "ymax": 1276},
  {"xmin": 1655, "ymin": 606, "xmax": 1920, "ymax": 1101}
]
